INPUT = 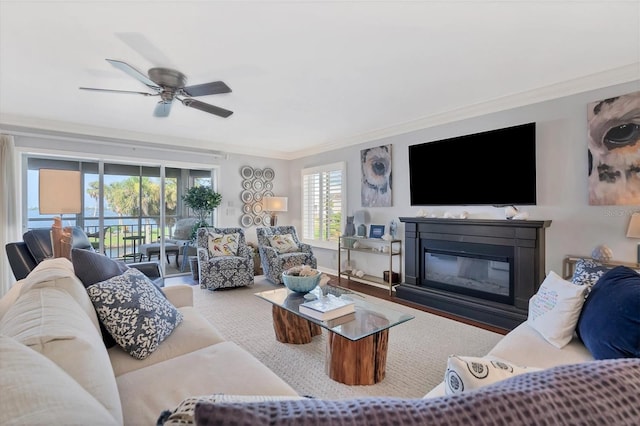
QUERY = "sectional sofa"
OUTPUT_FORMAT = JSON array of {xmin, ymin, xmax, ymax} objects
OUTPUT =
[
  {"xmin": 1, "ymin": 256, "xmax": 638, "ymax": 425},
  {"xmin": 0, "ymin": 258, "xmax": 297, "ymax": 425}
]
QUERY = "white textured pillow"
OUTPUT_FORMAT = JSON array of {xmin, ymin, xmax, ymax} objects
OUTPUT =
[
  {"xmin": 207, "ymin": 232, "xmax": 240, "ymax": 257},
  {"xmin": 527, "ymin": 271, "xmax": 588, "ymax": 348},
  {"xmin": 444, "ymin": 355, "xmax": 542, "ymax": 395},
  {"xmin": 268, "ymin": 234, "xmax": 298, "ymax": 253}
]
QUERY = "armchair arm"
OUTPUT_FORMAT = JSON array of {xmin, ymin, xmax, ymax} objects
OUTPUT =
[
  {"xmin": 161, "ymin": 285, "xmax": 194, "ymax": 308},
  {"xmin": 129, "ymin": 261, "xmax": 162, "ymax": 278},
  {"xmin": 260, "ymin": 245, "xmax": 279, "ymax": 261},
  {"xmin": 237, "ymin": 244, "xmax": 253, "ymax": 260},
  {"xmin": 298, "ymin": 242, "xmax": 313, "ymax": 254},
  {"xmin": 197, "ymin": 247, "xmax": 210, "ymax": 264}
]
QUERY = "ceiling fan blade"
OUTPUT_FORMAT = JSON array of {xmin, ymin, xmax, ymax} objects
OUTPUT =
[
  {"xmin": 182, "ymin": 81, "xmax": 231, "ymax": 97},
  {"xmin": 153, "ymin": 101, "xmax": 173, "ymax": 117},
  {"xmin": 106, "ymin": 59, "xmax": 159, "ymax": 89},
  {"xmin": 79, "ymin": 87, "xmax": 156, "ymax": 96},
  {"xmin": 115, "ymin": 32, "xmax": 176, "ymax": 68},
  {"xmin": 181, "ymin": 98, "xmax": 233, "ymax": 118}
]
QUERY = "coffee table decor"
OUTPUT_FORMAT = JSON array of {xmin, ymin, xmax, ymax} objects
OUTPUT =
[{"xmin": 281, "ymin": 265, "xmax": 326, "ymax": 294}]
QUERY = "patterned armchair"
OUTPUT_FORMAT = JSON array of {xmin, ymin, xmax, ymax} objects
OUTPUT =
[
  {"xmin": 256, "ymin": 226, "xmax": 317, "ymax": 285},
  {"xmin": 196, "ymin": 227, "xmax": 254, "ymax": 290}
]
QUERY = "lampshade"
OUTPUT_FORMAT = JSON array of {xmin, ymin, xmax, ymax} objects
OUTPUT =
[
  {"xmin": 627, "ymin": 212, "xmax": 640, "ymax": 264},
  {"xmin": 263, "ymin": 196, "xmax": 288, "ymax": 212},
  {"xmin": 627, "ymin": 212, "xmax": 640, "ymax": 239},
  {"xmin": 39, "ymin": 169, "xmax": 82, "ymax": 214}
]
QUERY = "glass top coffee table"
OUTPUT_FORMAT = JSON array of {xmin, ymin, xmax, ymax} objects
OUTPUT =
[{"xmin": 255, "ymin": 285, "xmax": 414, "ymax": 385}]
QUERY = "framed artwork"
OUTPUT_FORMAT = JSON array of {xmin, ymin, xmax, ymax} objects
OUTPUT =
[
  {"xmin": 587, "ymin": 90, "xmax": 640, "ymax": 205},
  {"xmin": 361, "ymin": 144, "xmax": 392, "ymax": 207},
  {"xmin": 369, "ymin": 225, "xmax": 385, "ymax": 239}
]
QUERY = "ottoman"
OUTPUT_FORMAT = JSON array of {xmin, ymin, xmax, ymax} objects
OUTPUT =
[{"xmin": 138, "ymin": 242, "xmax": 180, "ymax": 266}]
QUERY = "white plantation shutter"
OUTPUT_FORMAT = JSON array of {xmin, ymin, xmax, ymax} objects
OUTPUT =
[{"xmin": 301, "ymin": 162, "xmax": 345, "ymax": 248}]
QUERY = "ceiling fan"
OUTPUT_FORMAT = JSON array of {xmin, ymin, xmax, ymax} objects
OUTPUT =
[{"xmin": 80, "ymin": 59, "xmax": 233, "ymax": 118}]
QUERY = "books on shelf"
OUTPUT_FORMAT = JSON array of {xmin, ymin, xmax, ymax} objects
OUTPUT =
[{"xmin": 299, "ymin": 294, "xmax": 356, "ymax": 321}]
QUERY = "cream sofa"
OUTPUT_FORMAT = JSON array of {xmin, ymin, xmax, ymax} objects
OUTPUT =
[
  {"xmin": 0, "ymin": 258, "xmax": 298, "ymax": 425},
  {"xmin": 423, "ymin": 320, "xmax": 594, "ymax": 397}
]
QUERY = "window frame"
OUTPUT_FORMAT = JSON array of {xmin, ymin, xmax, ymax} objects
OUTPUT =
[{"xmin": 300, "ymin": 161, "xmax": 346, "ymax": 250}]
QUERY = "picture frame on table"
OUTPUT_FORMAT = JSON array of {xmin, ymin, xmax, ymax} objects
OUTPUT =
[{"xmin": 369, "ymin": 225, "xmax": 385, "ymax": 239}]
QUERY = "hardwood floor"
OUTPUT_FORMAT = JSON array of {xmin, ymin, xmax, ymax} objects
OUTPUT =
[{"xmin": 164, "ymin": 273, "xmax": 509, "ymax": 336}]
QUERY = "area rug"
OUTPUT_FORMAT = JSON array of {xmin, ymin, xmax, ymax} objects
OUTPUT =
[{"xmin": 191, "ymin": 277, "xmax": 503, "ymax": 399}]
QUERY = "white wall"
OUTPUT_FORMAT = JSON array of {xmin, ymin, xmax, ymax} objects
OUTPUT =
[{"xmin": 290, "ymin": 80, "xmax": 640, "ymax": 277}]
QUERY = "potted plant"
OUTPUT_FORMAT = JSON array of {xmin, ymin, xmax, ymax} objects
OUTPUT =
[{"xmin": 181, "ymin": 185, "xmax": 222, "ymax": 240}]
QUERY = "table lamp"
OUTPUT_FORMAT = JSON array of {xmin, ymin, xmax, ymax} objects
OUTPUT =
[
  {"xmin": 39, "ymin": 169, "xmax": 81, "ymax": 260},
  {"xmin": 263, "ymin": 196, "xmax": 288, "ymax": 226},
  {"xmin": 626, "ymin": 212, "xmax": 640, "ymax": 263}
]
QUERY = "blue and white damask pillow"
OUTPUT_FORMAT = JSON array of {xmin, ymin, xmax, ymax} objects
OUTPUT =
[
  {"xmin": 571, "ymin": 258, "xmax": 611, "ymax": 289},
  {"xmin": 86, "ymin": 268, "xmax": 183, "ymax": 360}
]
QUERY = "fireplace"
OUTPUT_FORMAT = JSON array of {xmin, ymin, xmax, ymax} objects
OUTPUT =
[{"xmin": 398, "ymin": 217, "xmax": 551, "ymax": 330}]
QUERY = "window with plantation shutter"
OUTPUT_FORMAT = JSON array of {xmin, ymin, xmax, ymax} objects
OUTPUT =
[{"xmin": 301, "ymin": 162, "xmax": 346, "ymax": 249}]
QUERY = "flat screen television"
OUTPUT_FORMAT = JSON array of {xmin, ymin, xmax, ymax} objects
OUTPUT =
[{"xmin": 408, "ymin": 122, "xmax": 536, "ymax": 206}]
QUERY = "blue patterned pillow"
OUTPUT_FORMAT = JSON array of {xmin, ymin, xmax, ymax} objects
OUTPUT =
[
  {"xmin": 571, "ymin": 258, "xmax": 610, "ymax": 289},
  {"xmin": 86, "ymin": 268, "xmax": 183, "ymax": 360}
]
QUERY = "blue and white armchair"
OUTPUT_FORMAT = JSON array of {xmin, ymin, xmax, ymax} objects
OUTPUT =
[
  {"xmin": 256, "ymin": 226, "xmax": 317, "ymax": 285},
  {"xmin": 196, "ymin": 227, "xmax": 254, "ymax": 290}
]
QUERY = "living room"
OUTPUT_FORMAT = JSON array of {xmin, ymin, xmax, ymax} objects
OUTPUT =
[{"xmin": 1, "ymin": 1, "xmax": 640, "ymax": 424}]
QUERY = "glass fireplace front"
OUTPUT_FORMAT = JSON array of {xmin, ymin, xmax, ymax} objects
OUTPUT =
[{"xmin": 421, "ymin": 240, "xmax": 514, "ymax": 304}]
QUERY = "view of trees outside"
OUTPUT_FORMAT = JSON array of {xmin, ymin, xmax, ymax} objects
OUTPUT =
[{"xmin": 26, "ymin": 157, "xmax": 213, "ymax": 267}]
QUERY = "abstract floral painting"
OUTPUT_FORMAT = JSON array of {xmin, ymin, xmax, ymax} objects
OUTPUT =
[
  {"xmin": 361, "ymin": 144, "xmax": 392, "ymax": 207},
  {"xmin": 587, "ymin": 90, "xmax": 640, "ymax": 205}
]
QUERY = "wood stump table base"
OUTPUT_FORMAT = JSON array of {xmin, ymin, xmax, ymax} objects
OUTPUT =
[
  {"xmin": 325, "ymin": 329, "xmax": 389, "ymax": 385},
  {"xmin": 272, "ymin": 305, "xmax": 322, "ymax": 344}
]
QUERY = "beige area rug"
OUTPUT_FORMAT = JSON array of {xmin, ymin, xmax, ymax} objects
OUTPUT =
[{"xmin": 191, "ymin": 277, "xmax": 503, "ymax": 399}]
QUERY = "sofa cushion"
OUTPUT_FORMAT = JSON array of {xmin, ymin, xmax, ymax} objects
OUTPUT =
[
  {"xmin": 0, "ymin": 335, "xmax": 119, "ymax": 425},
  {"xmin": 444, "ymin": 355, "xmax": 541, "ymax": 395},
  {"xmin": 527, "ymin": 271, "xmax": 588, "ymax": 348},
  {"xmin": 116, "ymin": 341, "xmax": 298, "ymax": 425},
  {"xmin": 487, "ymin": 322, "xmax": 593, "ymax": 370},
  {"xmin": 192, "ymin": 359, "xmax": 640, "ymax": 426},
  {"xmin": 577, "ymin": 266, "xmax": 640, "ymax": 359},
  {"xmin": 0, "ymin": 287, "xmax": 123, "ymax": 423},
  {"xmin": 87, "ymin": 268, "xmax": 183, "ymax": 360},
  {"xmin": 18, "ymin": 258, "xmax": 102, "ymax": 334},
  {"xmin": 72, "ymin": 248, "xmax": 129, "ymax": 288},
  {"xmin": 267, "ymin": 234, "xmax": 298, "ymax": 253},
  {"xmin": 207, "ymin": 232, "xmax": 240, "ymax": 257},
  {"xmin": 71, "ymin": 249, "xmax": 132, "ymax": 348},
  {"xmin": 108, "ymin": 306, "xmax": 227, "ymax": 376}
]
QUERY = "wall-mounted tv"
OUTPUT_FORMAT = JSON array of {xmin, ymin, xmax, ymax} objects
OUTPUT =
[{"xmin": 409, "ymin": 123, "xmax": 536, "ymax": 206}]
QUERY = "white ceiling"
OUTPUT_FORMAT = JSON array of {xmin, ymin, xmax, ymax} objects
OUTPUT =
[{"xmin": 1, "ymin": 1, "xmax": 639, "ymax": 159}]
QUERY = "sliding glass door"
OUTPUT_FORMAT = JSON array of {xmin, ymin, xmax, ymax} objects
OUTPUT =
[{"xmin": 25, "ymin": 155, "xmax": 214, "ymax": 276}]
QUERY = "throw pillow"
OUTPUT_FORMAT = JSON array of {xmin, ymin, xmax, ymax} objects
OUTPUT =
[
  {"xmin": 158, "ymin": 394, "xmax": 305, "ymax": 426},
  {"xmin": 527, "ymin": 270, "xmax": 588, "ymax": 348},
  {"xmin": 71, "ymin": 248, "xmax": 129, "ymax": 288},
  {"xmin": 444, "ymin": 355, "xmax": 541, "ymax": 395},
  {"xmin": 571, "ymin": 258, "xmax": 611, "ymax": 289},
  {"xmin": 207, "ymin": 232, "xmax": 240, "ymax": 257},
  {"xmin": 72, "ymin": 248, "xmax": 131, "ymax": 348},
  {"xmin": 577, "ymin": 266, "xmax": 640, "ymax": 359},
  {"xmin": 86, "ymin": 268, "xmax": 183, "ymax": 360},
  {"xmin": 268, "ymin": 234, "xmax": 298, "ymax": 253}
]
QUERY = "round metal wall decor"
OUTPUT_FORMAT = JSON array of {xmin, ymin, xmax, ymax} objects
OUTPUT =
[{"xmin": 239, "ymin": 165, "xmax": 277, "ymax": 228}]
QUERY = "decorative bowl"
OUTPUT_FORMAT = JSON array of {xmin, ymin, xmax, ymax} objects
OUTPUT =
[{"xmin": 282, "ymin": 269, "xmax": 322, "ymax": 293}]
